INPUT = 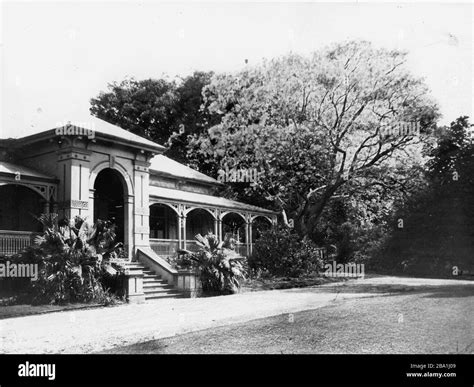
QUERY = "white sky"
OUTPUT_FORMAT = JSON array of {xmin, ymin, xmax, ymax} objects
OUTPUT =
[{"xmin": 1, "ymin": 1, "xmax": 473, "ymax": 138}]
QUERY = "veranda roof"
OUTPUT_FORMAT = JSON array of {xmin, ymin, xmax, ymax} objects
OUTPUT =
[
  {"xmin": 0, "ymin": 161, "xmax": 57, "ymax": 181},
  {"xmin": 149, "ymin": 186, "xmax": 277, "ymax": 216},
  {"xmin": 149, "ymin": 155, "xmax": 219, "ymax": 185}
]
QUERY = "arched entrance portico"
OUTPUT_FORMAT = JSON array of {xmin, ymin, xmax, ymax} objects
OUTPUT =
[
  {"xmin": 94, "ymin": 168, "xmax": 125, "ymax": 242},
  {"xmin": 92, "ymin": 167, "xmax": 131, "ymax": 254}
]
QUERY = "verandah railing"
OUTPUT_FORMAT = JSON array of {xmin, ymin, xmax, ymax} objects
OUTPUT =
[
  {"xmin": 2, "ymin": 232, "xmax": 328, "ymax": 261},
  {"xmin": 150, "ymin": 238, "xmax": 249, "ymax": 257},
  {"xmin": 185, "ymin": 240, "xmax": 248, "ymax": 256},
  {"xmin": 0, "ymin": 230, "xmax": 37, "ymax": 257}
]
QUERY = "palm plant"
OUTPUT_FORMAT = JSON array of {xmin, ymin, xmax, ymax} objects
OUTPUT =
[
  {"xmin": 34, "ymin": 214, "xmax": 122, "ymax": 260},
  {"xmin": 189, "ymin": 233, "xmax": 247, "ymax": 294},
  {"xmin": 17, "ymin": 214, "xmax": 124, "ymax": 304}
]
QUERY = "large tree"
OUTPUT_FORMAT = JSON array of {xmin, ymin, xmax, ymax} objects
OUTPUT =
[
  {"xmin": 90, "ymin": 72, "xmax": 215, "ymax": 158},
  {"xmin": 166, "ymin": 71, "xmax": 219, "ymax": 163},
  {"xmin": 376, "ymin": 116, "xmax": 474, "ymax": 275},
  {"xmin": 90, "ymin": 77, "xmax": 179, "ymax": 144},
  {"xmin": 187, "ymin": 41, "xmax": 439, "ymax": 237}
]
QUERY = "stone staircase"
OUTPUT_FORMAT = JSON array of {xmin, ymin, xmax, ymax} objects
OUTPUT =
[{"xmin": 125, "ymin": 262, "xmax": 184, "ymax": 301}]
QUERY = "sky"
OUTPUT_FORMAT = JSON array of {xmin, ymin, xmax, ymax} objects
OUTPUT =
[{"xmin": 1, "ymin": 1, "xmax": 472, "ymax": 138}]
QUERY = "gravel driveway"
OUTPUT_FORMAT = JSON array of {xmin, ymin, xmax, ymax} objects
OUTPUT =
[{"xmin": 0, "ymin": 276, "xmax": 472, "ymax": 354}]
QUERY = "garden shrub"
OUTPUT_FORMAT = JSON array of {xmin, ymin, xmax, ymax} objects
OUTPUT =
[{"xmin": 249, "ymin": 226, "xmax": 325, "ymax": 278}]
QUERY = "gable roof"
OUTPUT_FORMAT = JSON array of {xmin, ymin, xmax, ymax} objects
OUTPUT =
[
  {"xmin": 3, "ymin": 116, "xmax": 165, "ymax": 153},
  {"xmin": 149, "ymin": 155, "xmax": 220, "ymax": 186}
]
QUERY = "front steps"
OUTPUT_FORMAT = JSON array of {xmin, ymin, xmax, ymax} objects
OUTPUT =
[{"xmin": 124, "ymin": 262, "xmax": 184, "ymax": 301}]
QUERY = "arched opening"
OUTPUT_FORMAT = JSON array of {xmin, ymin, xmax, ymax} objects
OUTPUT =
[
  {"xmin": 186, "ymin": 208, "xmax": 214, "ymax": 251},
  {"xmin": 93, "ymin": 168, "xmax": 126, "ymax": 243},
  {"xmin": 149, "ymin": 203, "xmax": 179, "ymax": 257},
  {"xmin": 251, "ymin": 216, "xmax": 272, "ymax": 243},
  {"xmin": 150, "ymin": 204, "xmax": 178, "ymax": 239},
  {"xmin": 222, "ymin": 212, "xmax": 247, "ymax": 256},
  {"xmin": 0, "ymin": 184, "xmax": 43, "ymax": 232},
  {"xmin": 0, "ymin": 184, "xmax": 44, "ymax": 256}
]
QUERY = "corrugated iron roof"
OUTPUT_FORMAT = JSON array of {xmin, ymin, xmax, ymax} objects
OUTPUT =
[
  {"xmin": 0, "ymin": 161, "xmax": 56, "ymax": 180},
  {"xmin": 149, "ymin": 155, "xmax": 219, "ymax": 185},
  {"xmin": 149, "ymin": 185, "xmax": 276, "ymax": 215},
  {"xmin": 5, "ymin": 116, "xmax": 165, "ymax": 152}
]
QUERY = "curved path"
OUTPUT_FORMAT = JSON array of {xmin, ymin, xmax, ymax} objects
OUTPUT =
[{"xmin": 0, "ymin": 276, "xmax": 472, "ymax": 353}]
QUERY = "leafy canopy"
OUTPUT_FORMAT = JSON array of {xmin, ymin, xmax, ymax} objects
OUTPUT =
[
  {"xmin": 188, "ymin": 41, "xmax": 439, "ymax": 236},
  {"xmin": 90, "ymin": 71, "xmax": 215, "ymax": 162}
]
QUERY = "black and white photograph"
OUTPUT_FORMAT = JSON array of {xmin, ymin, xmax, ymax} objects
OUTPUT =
[{"xmin": 0, "ymin": 0, "xmax": 473, "ymax": 385}]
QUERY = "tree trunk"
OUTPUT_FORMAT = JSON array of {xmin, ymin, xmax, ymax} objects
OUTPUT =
[{"xmin": 298, "ymin": 180, "xmax": 345, "ymax": 238}]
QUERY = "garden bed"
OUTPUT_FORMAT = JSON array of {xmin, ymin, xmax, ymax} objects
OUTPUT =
[{"xmin": 241, "ymin": 275, "xmax": 350, "ymax": 292}]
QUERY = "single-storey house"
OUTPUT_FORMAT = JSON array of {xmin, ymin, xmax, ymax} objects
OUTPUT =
[{"xmin": 0, "ymin": 117, "xmax": 277, "ymax": 300}]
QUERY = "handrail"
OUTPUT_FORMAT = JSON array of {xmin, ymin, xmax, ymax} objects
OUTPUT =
[{"xmin": 136, "ymin": 247, "xmax": 178, "ymax": 285}]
